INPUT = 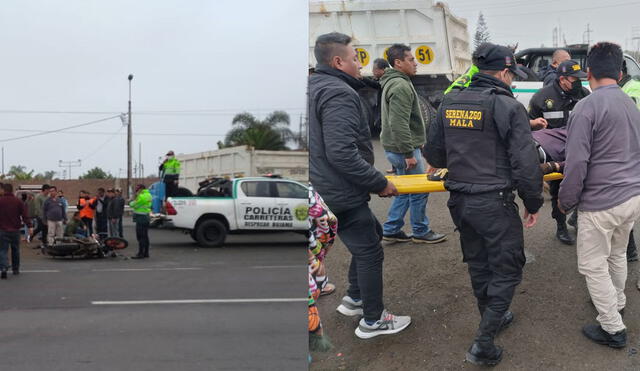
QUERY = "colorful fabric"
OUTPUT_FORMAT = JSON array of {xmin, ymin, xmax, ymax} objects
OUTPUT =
[{"xmin": 307, "ymin": 184, "xmax": 339, "ymax": 336}]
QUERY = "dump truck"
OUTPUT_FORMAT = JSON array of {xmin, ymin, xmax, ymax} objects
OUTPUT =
[
  {"xmin": 309, "ymin": 0, "xmax": 471, "ymax": 135},
  {"xmin": 176, "ymin": 145, "xmax": 308, "ymax": 193}
]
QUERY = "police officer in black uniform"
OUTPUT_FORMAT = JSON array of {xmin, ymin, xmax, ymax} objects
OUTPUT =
[
  {"xmin": 529, "ymin": 60, "xmax": 589, "ymax": 245},
  {"xmin": 426, "ymin": 43, "xmax": 543, "ymax": 366}
]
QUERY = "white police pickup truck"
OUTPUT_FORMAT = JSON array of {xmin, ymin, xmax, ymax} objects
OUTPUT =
[{"xmin": 164, "ymin": 176, "xmax": 309, "ymax": 247}]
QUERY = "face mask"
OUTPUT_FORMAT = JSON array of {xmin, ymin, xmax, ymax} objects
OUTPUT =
[{"xmin": 569, "ymin": 79, "xmax": 582, "ymax": 95}]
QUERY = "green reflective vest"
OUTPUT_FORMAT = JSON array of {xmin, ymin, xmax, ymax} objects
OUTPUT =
[
  {"xmin": 444, "ymin": 65, "xmax": 479, "ymax": 94},
  {"xmin": 129, "ymin": 189, "xmax": 152, "ymax": 214},
  {"xmin": 163, "ymin": 158, "xmax": 181, "ymax": 175},
  {"xmin": 622, "ymin": 79, "xmax": 640, "ymax": 111}
]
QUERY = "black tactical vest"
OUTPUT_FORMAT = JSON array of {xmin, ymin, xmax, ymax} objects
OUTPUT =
[{"xmin": 441, "ymin": 87, "xmax": 512, "ymax": 185}]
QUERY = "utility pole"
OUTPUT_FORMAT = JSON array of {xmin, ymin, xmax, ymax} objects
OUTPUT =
[
  {"xmin": 127, "ymin": 74, "xmax": 134, "ymax": 199},
  {"xmin": 1, "ymin": 146, "xmax": 4, "ymax": 176},
  {"xmin": 58, "ymin": 160, "xmax": 81, "ymax": 179},
  {"xmin": 138, "ymin": 142, "xmax": 142, "ymax": 179},
  {"xmin": 633, "ymin": 27, "xmax": 640, "ymax": 57},
  {"xmin": 583, "ymin": 24, "xmax": 593, "ymax": 45}
]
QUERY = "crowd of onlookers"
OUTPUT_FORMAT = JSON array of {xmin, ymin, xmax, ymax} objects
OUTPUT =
[{"xmin": 0, "ymin": 182, "xmax": 127, "ymax": 278}]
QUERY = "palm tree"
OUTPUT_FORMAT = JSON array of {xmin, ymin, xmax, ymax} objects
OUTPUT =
[
  {"xmin": 224, "ymin": 111, "xmax": 294, "ymax": 150},
  {"xmin": 7, "ymin": 165, "xmax": 34, "ymax": 180}
]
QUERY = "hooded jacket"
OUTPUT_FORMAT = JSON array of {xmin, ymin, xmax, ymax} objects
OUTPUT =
[
  {"xmin": 379, "ymin": 68, "xmax": 426, "ymax": 157},
  {"xmin": 308, "ymin": 64, "xmax": 388, "ymax": 214}
]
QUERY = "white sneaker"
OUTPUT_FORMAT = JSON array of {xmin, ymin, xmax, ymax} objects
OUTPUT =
[
  {"xmin": 354, "ymin": 309, "xmax": 411, "ymax": 339},
  {"xmin": 336, "ymin": 296, "xmax": 363, "ymax": 317}
]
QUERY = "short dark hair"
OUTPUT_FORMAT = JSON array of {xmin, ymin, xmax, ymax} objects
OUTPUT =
[
  {"xmin": 73, "ymin": 211, "xmax": 80, "ymax": 217},
  {"xmin": 3, "ymin": 183, "xmax": 13, "ymax": 193},
  {"xmin": 314, "ymin": 32, "xmax": 352, "ymax": 66},
  {"xmin": 373, "ymin": 58, "xmax": 390, "ymax": 70},
  {"xmin": 97, "ymin": 187, "xmax": 105, "ymax": 192},
  {"xmin": 42, "ymin": 184, "xmax": 50, "ymax": 191},
  {"xmin": 587, "ymin": 42, "xmax": 623, "ymax": 80},
  {"xmin": 49, "ymin": 186, "xmax": 57, "ymax": 191},
  {"xmin": 386, "ymin": 44, "xmax": 411, "ymax": 68}
]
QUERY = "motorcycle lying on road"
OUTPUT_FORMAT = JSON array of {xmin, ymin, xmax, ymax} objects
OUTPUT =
[{"xmin": 44, "ymin": 234, "xmax": 128, "ymax": 259}]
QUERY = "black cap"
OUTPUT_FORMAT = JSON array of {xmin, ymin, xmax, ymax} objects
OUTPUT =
[
  {"xmin": 474, "ymin": 43, "xmax": 527, "ymax": 79},
  {"xmin": 557, "ymin": 60, "xmax": 587, "ymax": 78}
]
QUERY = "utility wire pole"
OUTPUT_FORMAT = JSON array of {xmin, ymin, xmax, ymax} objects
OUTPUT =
[
  {"xmin": 127, "ymin": 74, "xmax": 133, "ymax": 199},
  {"xmin": 58, "ymin": 160, "xmax": 81, "ymax": 179},
  {"xmin": 583, "ymin": 24, "xmax": 593, "ymax": 45}
]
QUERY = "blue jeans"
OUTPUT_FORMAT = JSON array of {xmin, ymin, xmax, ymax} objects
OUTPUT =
[
  {"xmin": 0, "ymin": 231, "xmax": 21, "ymax": 271},
  {"xmin": 383, "ymin": 148, "xmax": 431, "ymax": 237}
]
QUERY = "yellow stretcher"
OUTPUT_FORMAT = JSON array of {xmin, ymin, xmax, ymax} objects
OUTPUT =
[{"xmin": 386, "ymin": 173, "xmax": 564, "ymax": 194}]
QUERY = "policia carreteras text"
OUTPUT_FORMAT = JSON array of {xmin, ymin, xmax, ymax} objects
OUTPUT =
[{"xmin": 425, "ymin": 43, "xmax": 544, "ymax": 367}]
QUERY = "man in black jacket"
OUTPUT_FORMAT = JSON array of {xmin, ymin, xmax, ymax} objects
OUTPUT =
[
  {"xmin": 106, "ymin": 188, "xmax": 125, "ymax": 238},
  {"xmin": 529, "ymin": 60, "xmax": 590, "ymax": 245},
  {"xmin": 426, "ymin": 43, "xmax": 543, "ymax": 366},
  {"xmin": 95, "ymin": 188, "xmax": 110, "ymax": 237},
  {"xmin": 309, "ymin": 32, "xmax": 411, "ymax": 340}
]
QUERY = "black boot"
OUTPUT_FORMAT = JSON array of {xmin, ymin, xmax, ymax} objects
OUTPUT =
[
  {"xmin": 466, "ymin": 308, "xmax": 504, "ymax": 366},
  {"xmin": 477, "ymin": 304, "xmax": 513, "ymax": 334},
  {"xmin": 556, "ymin": 221, "xmax": 575, "ymax": 245},
  {"xmin": 582, "ymin": 324, "xmax": 626, "ymax": 348},
  {"xmin": 627, "ymin": 231, "xmax": 638, "ymax": 262}
]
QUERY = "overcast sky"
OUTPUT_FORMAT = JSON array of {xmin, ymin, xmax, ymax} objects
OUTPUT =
[
  {"xmin": 0, "ymin": 0, "xmax": 307, "ymax": 179},
  {"xmin": 3, "ymin": 0, "xmax": 639, "ymax": 179},
  {"xmin": 442, "ymin": 0, "xmax": 640, "ymax": 51}
]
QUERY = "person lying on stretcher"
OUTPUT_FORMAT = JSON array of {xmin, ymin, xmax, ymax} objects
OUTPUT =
[{"xmin": 425, "ymin": 127, "xmax": 566, "ymax": 181}]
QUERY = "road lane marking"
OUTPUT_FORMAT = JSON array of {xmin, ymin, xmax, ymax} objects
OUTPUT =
[
  {"xmin": 91, "ymin": 267, "xmax": 203, "ymax": 272},
  {"xmin": 91, "ymin": 298, "xmax": 308, "ymax": 305},
  {"xmin": 21, "ymin": 270, "xmax": 61, "ymax": 273},
  {"xmin": 250, "ymin": 265, "xmax": 303, "ymax": 269}
]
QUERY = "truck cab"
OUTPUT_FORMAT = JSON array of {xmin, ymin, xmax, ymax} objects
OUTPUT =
[
  {"xmin": 512, "ymin": 46, "xmax": 640, "ymax": 108},
  {"xmin": 165, "ymin": 176, "xmax": 308, "ymax": 247}
]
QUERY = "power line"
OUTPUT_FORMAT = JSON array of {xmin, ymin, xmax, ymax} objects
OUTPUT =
[
  {"xmin": 0, "ymin": 128, "xmax": 226, "ymax": 137},
  {"xmin": 0, "ymin": 115, "xmax": 121, "ymax": 143},
  {"xmin": 481, "ymin": 1, "xmax": 639, "ymax": 18},
  {"xmin": 0, "ymin": 108, "xmax": 306, "ymax": 115},
  {"xmin": 81, "ymin": 125, "xmax": 125, "ymax": 161}
]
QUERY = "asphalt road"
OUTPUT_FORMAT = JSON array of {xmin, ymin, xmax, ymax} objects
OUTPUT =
[
  {"xmin": 1, "ymin": 224, "xmax": 307, "ymax": 371},
  {"xmin": 311, "ymin": 139, "xmax": 640, "ymax": 370}
]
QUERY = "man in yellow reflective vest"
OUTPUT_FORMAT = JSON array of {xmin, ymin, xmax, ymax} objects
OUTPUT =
[
  {"xmin": 160, "ymin": 150, "xmax": 181, "ymax": 198},
  {"xmin": 130, "ymin": 184, "xmax": 152, "ymax": 259}
]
